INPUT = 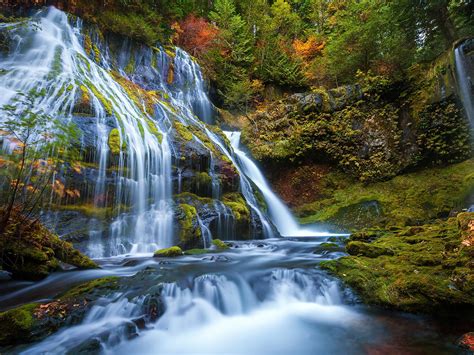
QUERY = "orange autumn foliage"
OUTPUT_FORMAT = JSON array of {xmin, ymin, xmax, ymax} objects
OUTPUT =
[
  {"xmin": 173, "ymin": 15, "xmax": 219, "ymax": 57},
  {"xmin": 292, "ymin": 35, "xmax": 325, "ymax": 60}
]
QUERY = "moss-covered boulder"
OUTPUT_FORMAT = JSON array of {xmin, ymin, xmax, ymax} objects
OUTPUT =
[
  {"xmin": 0, "ymin": 276, "xmax": 118, "ymax": 347},
  {"xmin": 153, "ymin": 246, "xmax": 183, "ymax": 257},
  {"xmin": 108, "ymin": 128, "xmax": 125, "ymax": 155},
  {"xmin": 212, "ymin": 239, "xmax": 229, "ymax": 250},
  {"xmin": 0, "ymin": 303, "xmax": 37, "ymax": 346},
  {"xmin": 321, "ymin": 213, "xmax": 474, "ymax": 312},
  {"xmin": 175, "ymin": 204, "xmax": 202, "ymax": 250},
  {"xmin": 0, "ymin": 212, "xmax": 98, "ymax": 280}
]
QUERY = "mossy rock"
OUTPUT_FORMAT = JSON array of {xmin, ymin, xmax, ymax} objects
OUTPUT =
[
  {"xmin": 153, "ymin": 246, "xmax": 183, "ymax": 257},
  {"xmin": 108, "ymin": 128, "xmax": 124, "ymax": 155},
  {"xmin": 174, "ymin": 121, "xmax": 193, "ymax": 141},
  {"xmin": 0, "ymin": 303, "xmax": 38, "ymax": 346},
  {"xmin": 297, "ymin": 159, "xmax": 474, "ymax": 230},
  {"xmin": 222, "ymin": 193, "xmax": 250, "ymax": 222},
  {"xmin": 0, "ymin": 277, "xmax": 120, "ymax": 347},
  {"xmin": 321, "ymin": 214, "xmax": 474, "ymax": 312},
  {"xmin": 346, "ymin": 241, "xmax": 395, "ymax": 258},
  {"xmin": 0, "ymin": 211, "xmax": 98, "ymax": 280},
  {"xmin": 175, "ymin": 204, "xmax": 202, "ymax": 250},
  {"xmin": 56, "ymin": 277, "xmax": 118, "ymax": 302},
  {"xmin": 212, "ymin": 239, "xmax": 229, "ymax": 250},
  {"xmin": 72, "ymin": 85, "xmax": 93, "ymax": 115},
  {"xmin": 314, "ymin": 242, "xmax": 342, "ymax": 254}
]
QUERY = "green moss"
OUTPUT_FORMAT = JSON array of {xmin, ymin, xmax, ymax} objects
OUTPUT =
[
  {"xmin": 222, "ymin": 193, "xmax": 250, "ymax": 221},
  {"xmin": 176, "ymin": 203, "xmax": 202, "ymax": 250},
  {"xmin": 346, "ymin": 241, "xmax": 395, "ymax": 258},
  {"xmin": 0, "ymin": 211, "xmax": 98, "ymax": 280},
  {"xmin": 108, "ymin": 128, "xmax": 125, "ymax": 155},
  {"xmin": 174, "ymin": 121, "xmax": 193, "ymax": 141},
  {"xmin": 195, "ymin": 172, "xmax": 212, "ymax": 186},
  {"xmin": 146, "ymin": 118, "xmax": 163, "ymax": 143},
  {"xmin": 111, "ymin": 71, "xmax": 158, "ymax": 116},
  {"xmin": 93, "ymin": 43, "xmax": 101, "ymax": 63},
  {"xmin": 179, "ymin": 203, "xmax": 197, "ymax": 231},
  {"xmin": 417, "ymin": 100, "xmax": 471, "ymax": 165},
  {"xmin": 0, "ymin": 303, "xmax": 38, "ymax": 345},
  {"xmin": 87, "ymin": 81, "xmax": 113, "ymax": 115},
  {"xmin": 174, "ymin": 192, "xmax": 213, "ymax": 205},
  {"xmin": 84, "ymin": 34, "xmax": 92, "ymax": 56},
  {"xmin": 184, "ymin": 248, "xmax": 209, "ymax": 255},
  {"xmin": 59, "ymin": 277, "xmax": 119, "ymax": 301},
  {"xmin": 212, "ymin": 239, "xmax": 229, "ymax": 250},
  {"xmin": 55, "ymin": 203, "xmax": 128, "ymax": 220},
  {"xmin": 154, "ymin": 246, "xmax": 183, "ymax": 257},
  {"xmin": 314, "ymin": 242, "xmax": 341, "ymax": 253},
  {"xmin": 321, "ymin": 214, "xmax": 474, "ymax": 312},
  {"xmin": 137, "ymin": 121, "xmax": 145, "ymax": 137},
  {"xmin": 297, "ymin": 159, "xmax": 474, "ymax": 229},
  {"xmin": 125, "ymin": 53, "xmax": 135, "ymax": 74},
  {"xmin": 50, "ymin": 46, "xmax": 63, "ymax": 77}
]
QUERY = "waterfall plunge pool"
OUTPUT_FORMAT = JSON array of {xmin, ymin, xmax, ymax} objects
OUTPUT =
[{"xmin": 0, "ymin": 238, "xmax": 469, "ymax": 354}]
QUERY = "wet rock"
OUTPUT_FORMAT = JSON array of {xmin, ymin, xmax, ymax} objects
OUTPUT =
[
  {"xmin": 314, "ymin": 242, "xmax": 343, "ymax": 254},
  {"xmin": 0, "ymin": 212, "xmax": 98, "ymax": 281},
  {"xmin": 203, "ymin": 255, "xmax": 230, "ymax": 262},
  {"xmin": 321, "ymin": 215, "xmax": 474, "ymax": 312},
  {"xmin": 153, "ymin": 246, "xmax": 183, "ymax": 257},
  {"xmin": 346, "ymin": 241, "xmax": 394, "ymax": 258},
  {"xmin": 132, "ymin": 316, "xmax": 147, "ymax": 330},
  {"xmin": 211, "ymin": 239, "xmax": 229, "ymax": 250}
]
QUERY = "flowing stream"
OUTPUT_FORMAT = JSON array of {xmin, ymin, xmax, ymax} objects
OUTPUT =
[{"xmin": 0, "ymin": 238, "xmax": 466, "ymax": 354}]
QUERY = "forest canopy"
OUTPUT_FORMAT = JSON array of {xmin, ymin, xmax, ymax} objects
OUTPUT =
[{"xmin": 3, "ymin": 0, "xmax": 474, "ymax": 109}]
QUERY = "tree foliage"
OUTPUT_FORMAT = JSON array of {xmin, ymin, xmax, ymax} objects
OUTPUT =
[
  {"xmin": 9, "ymin": 0, "xmax": 473, "ymax": 109},
  {"xmin": 0, "ymin": 91, "xmax": 79, "ymax": 233}
]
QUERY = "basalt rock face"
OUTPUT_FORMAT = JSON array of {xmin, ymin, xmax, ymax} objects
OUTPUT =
[
  {"xmin": 242, "ymin": 40, "xmax": 474, "ymax": 184},
  {"xmin": 0, "ymin": 8, "xmax": 271, "ymax": 257},
  {"xmin": 242, "ymin": 86, "xmax": 471, "ymax": 184}
]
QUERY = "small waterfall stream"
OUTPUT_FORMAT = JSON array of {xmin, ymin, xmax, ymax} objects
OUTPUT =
[
  {"xmin": 225, "ymin": 131, "xmax": 341, "ymax": 237},
  {"xmin": 455, "ymin": 41, "xmax": 474, "ymax": 128}
]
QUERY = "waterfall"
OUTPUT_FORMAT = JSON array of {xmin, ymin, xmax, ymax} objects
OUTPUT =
[
  {"xmin": 0, "ymin": 8, "xmax": 173, "ymax": 256},
  {"xmin": 454, "ymin": 42, "xmax": 474, "ymax": 128},
  {"xmin": 225, "ymin": 131, "xmax": 341, "ymax": 237},
  {"xmin": 0, "ymin": 6, "xmax": 278, "ymax": 256}
]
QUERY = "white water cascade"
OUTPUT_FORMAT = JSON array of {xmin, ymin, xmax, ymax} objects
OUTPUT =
[
  {"xmin": 0, "ymin": 7, "xmax": 281, "ymax": 256},
  {"xmin": 22, "ymin": 268, "xmax": 362, "ymax": 355},
  {"xmin": 225, "ymin": 131, "xmax": 340, "ymax": 237},
  {"xmin": 0, "ymin": 8, "xmax": 173, "ymax": 256},
  {"xmin": 454, "ymin": 42, "xmax": 474, "ymax": 128}
]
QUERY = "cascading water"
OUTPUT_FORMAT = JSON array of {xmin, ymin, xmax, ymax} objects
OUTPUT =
[
  {"xmin": 454, "ymin": 41, "xmax": 474, "ymax": 128},
  {"xmin": 0, "ymin": 8, "xmax": 174, "ymax": 256},
  {"xmin": 225, "ymin": 131, "xmax": 341, "ymax": 237},
  {"xmin": 3, "ymin": 237, "xmax": 465, "ymax": 354},
  {"xmin": 0, "ymin": 7, "xmax": 280, "ymax": 256}
]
